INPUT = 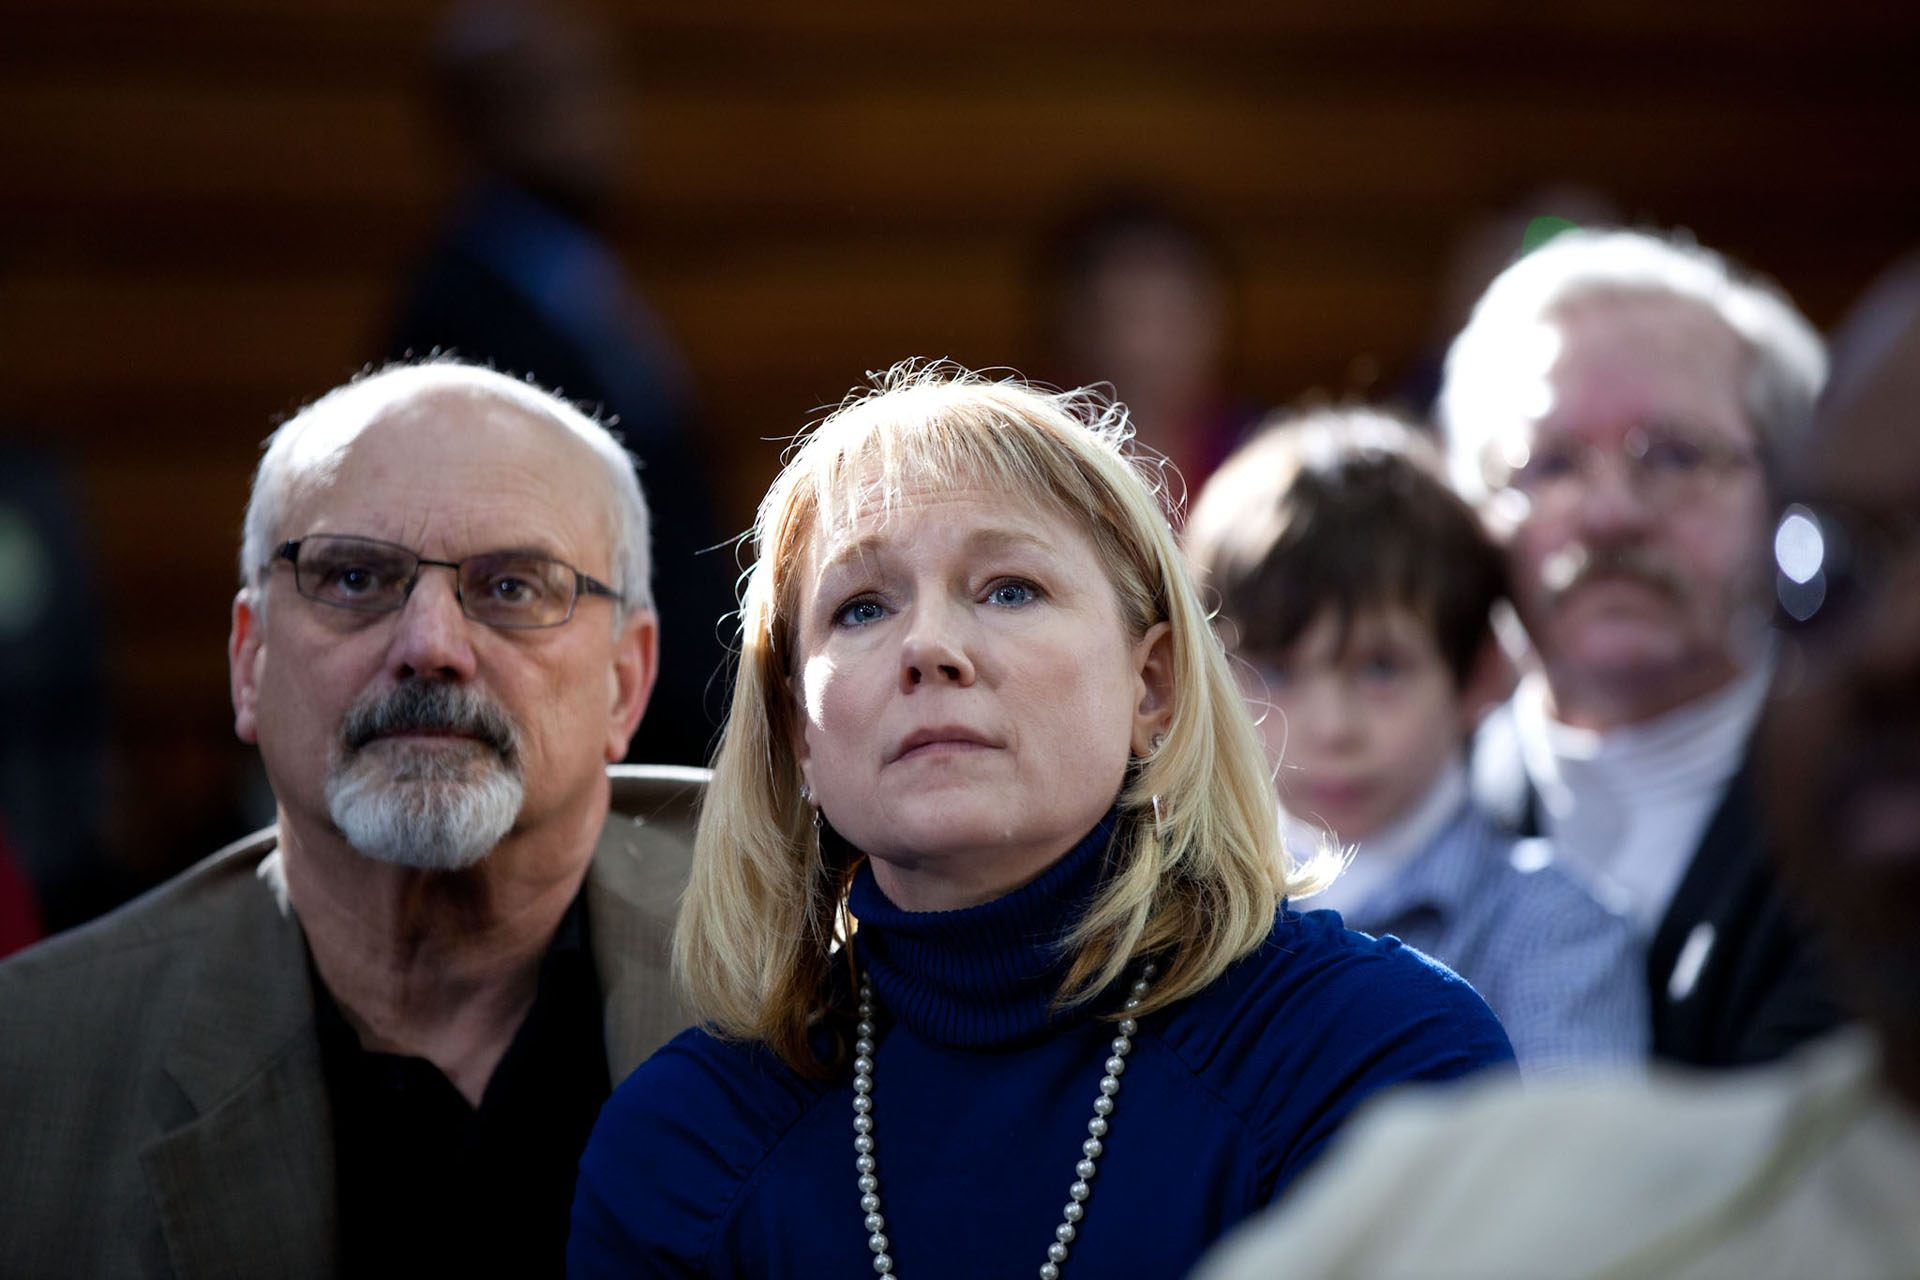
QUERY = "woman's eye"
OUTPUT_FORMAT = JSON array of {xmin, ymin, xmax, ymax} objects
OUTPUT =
[
  {"xmin": 833, "ymin": 598, "xmax": 887, "ymax": 627},
  {"xmin": 984, "ymin": 580, "xmax": 1037, "ymax": 607}
]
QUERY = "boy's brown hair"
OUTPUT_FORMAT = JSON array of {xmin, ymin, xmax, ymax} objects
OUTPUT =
[{"xmin": 1185, "ymin": 408, "xmax": 1507, "ymax": 687}]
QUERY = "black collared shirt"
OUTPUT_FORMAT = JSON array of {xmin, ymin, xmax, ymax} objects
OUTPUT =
[{"xmin": 313, "ymin": 889, "xmax": 610, "ymax": 1279}]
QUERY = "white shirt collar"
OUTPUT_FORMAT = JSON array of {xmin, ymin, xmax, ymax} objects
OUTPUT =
[
  {"xmin": 1295, "ymin": 759, "xmax": 1468, "ymax": 917},
  {"xmin": 1511, "ymin": 655, "xmax": 1772, "ymax": 930}
]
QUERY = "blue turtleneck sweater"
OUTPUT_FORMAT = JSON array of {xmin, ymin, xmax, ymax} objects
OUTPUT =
[{"xmin": 570, "ymin": 819, "xmax": 1512, "ymax": 1278}]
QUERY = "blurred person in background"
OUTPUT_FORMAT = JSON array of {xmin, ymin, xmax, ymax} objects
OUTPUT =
[
  {"xmin": 1187, "ymin": 409, "xmax": 1645, "ymax": 1075},
  {"xmin": 1036, "ymin": 193, "xmax": 1255, "ymax": 508},
  {"xmin": 0, "ymin": 362, "xmax": 696, "ymax": 1278},
  {"xmin": 1440, "ymin": 227, "xmax": 1842, "ymax": 1065},
  {"xmin": 571, "ymin": 365, "xmax": 1512, "ymax": 1278},
  {"xmin": 388, "ymin": 0, "xmax": 733, "ymax": 768},
  {"xmin": 1392, "ymin": 182, "xmax": 1623, "ymax": 415},
  {"xmin": 1194, "ymin": 249, "xmax": 1920, "ymax": 1280},
  {"xmin": 0, "ymin": 440, "xmax": 117, "ymax": 941}
]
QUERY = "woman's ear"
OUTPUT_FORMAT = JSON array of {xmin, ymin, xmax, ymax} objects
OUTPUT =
[
  {"xmin": 787, "ymin": 674, "xmax": 816, "ymax": 801},
  {"xmin": 1129, "ymin": 621, "xmax": 1175, "ymax": 756}
]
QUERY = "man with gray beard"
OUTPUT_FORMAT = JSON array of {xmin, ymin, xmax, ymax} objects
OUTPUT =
[
  {"xmin": 1439, "ymin": 227, "xmax": 1843, "ymax": 1065},
  {"xmin": 0, "ymin": 360, "xmax": 703, "ymax": 1278}
]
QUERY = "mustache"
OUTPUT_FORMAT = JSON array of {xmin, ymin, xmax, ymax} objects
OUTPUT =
[
  {"xmin": 1542, "ymin": 542, "xmax": 1690, "ymax": 607},
  {"xmin": 340, "ymin": 682, "xmax": 520, "ymax": 762}
]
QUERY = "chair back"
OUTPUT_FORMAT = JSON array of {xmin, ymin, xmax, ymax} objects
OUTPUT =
[{"xmin": 607, "ymin": 763, "xmax": 709, "ymax": 847}]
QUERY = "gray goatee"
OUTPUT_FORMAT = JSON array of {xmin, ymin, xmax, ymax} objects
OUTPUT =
[{"xmin": 324, "ymin": 681, "xmax": 524, "ymax": 871}]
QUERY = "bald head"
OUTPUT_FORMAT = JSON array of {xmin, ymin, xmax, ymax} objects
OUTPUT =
[
  {"xmin": 242, "ymin": 361, "xmax": 654, "ymax": 622},
  {"xmin": 1819, "ymin": 253, "xmax": 1920, "ymax": 453}
]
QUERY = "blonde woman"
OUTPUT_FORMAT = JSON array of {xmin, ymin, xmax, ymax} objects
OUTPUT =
[{"xmin": 570, "ymin": 365, "xmax": 1512, "ymax": 1278}]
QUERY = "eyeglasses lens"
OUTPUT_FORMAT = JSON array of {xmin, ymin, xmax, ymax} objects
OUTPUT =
[
  {"xmin": 459, "ymin": 554, "xmax": 576, "ymax": 627},
  {"xmin": 296, "ymin": 538, "xmax": 414, "ymax": 612}
]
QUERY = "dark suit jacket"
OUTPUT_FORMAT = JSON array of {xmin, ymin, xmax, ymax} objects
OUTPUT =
[
  {"xmin": 0, "ymin": 765, "xmax": 704, "ymax": 1278},
  {"xmin": 1472, "ymin": 701, "xmax": 1844, "ymax": 1067}
]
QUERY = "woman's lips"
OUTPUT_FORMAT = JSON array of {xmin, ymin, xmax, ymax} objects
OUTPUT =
[
  {"xmin": 894, "ymin": 739, "xmax": 993, "ymax": 763},
  {"xmin": 890, "ymin": 727, "xmax": 997, "ymax": 763}
]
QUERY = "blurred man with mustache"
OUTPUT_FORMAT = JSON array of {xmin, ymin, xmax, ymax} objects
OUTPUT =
[
  {"xmin": 1196, "ymin": 247, "xmax": 1920, "ymax": 1280},
  {"xmin": 1438, "ymin": 228, "xmax": 1842, "ymax": 1065},
  {"xmin": 0, "ymin": 361, "xmax": 698, "ymax": 1277}
]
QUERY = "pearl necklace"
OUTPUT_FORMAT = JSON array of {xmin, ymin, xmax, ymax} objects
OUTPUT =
[{"xmin": 851, "ymin": 961, "xmax": 1159, "ymax": 1278}]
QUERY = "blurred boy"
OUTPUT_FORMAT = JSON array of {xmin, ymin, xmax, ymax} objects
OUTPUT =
[{"xmin": 1187, "ymin": 409, "xmax": 1644, "ymax": 1073}]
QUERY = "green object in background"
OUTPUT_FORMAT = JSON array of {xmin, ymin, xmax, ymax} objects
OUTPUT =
[
  {"xmin": 1522, "ymin": 216, "xmax": 1583, "ymax": 255},
  {"xmin": 0, "ymin": 506, "xmax": 52, "ymax": 637}
]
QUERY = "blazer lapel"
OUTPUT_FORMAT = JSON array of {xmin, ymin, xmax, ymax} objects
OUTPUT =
[{"xmin": 141, "ymin": 846, "xmax": 337, "ymax": 1280}]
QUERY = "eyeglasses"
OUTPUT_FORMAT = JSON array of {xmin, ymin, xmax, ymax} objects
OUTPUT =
[
  {"xmin": 273, "ymin": 534, "xmax": 622, "ymax": 629},
  {"xmin": 1508, "ymin": 427, "xmax": 1759, "ymax": 510},
  {"xmin": 1774, "ymin": 501, "xmax": 1920, "ymax": 637}
]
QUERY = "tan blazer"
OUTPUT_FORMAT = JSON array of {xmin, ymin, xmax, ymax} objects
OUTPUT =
[{"xmin": 0, "ymin": 764, "xmax": 704, "ymax": 1279}]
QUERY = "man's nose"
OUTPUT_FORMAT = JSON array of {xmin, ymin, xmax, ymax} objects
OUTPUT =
[
  {"xmin": 387, "ymin": 565, "xmax": 479, "ymax": 681},
  {"xmin": 1574, "ymin": 452, "xmax": 1655, "ymax": 535}
]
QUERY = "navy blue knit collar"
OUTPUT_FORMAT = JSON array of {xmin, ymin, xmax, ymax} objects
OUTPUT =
[{"xmin": 847, "ymin": 811, "xmax": 1121, "ymax": 1050}]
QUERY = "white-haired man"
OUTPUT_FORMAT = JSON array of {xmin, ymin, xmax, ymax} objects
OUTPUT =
[
  {"xmin": 1438, "ymin": 228, "xmax": 1841, "ymax": 1065},
  {"xmin": 1195, "ymin": 247, "xmax": 1920, "ymax": 1280},
  {"xmin": 0, "ymin": 362, "xmax": 700, "ymax": 1277}
]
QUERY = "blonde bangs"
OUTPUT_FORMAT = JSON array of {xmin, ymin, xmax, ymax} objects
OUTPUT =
[{"xmin": 770, "ymin": 369, "xmax": 1166, "ymax": 639}]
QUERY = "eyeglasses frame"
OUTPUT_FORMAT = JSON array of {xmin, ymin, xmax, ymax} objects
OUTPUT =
[
  {"xmin": 272, "ymin": 534, "xmax": 623, "ymax": 630},
  {"xmin": 1501, "ymin": 425, "xmax": 1761, "ymax": 508}
]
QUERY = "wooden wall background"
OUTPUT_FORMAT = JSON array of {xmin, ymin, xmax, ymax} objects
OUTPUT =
[{"xmin": 3, "ymin": 0, "xmax": 1916, "ymax": 917}]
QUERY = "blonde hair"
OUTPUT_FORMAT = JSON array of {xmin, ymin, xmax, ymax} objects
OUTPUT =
[{"xmin": 675, "ymin": 361, "xmax": 1331, "ymax": 1073}]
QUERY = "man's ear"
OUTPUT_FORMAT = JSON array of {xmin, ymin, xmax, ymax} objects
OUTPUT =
[
  {"xmin": 603, "ymin": 611, "xmax": 660, "ymax": 763},
  {"xmin": 1460, "ymin": 632, "xmax": 1517, "ymax": 733},
  {"xmin": 230, "ymin": 590, "xmax": 265, "ymax": 745},
  {"xmin": 1129, "ymin": 621, "xmax": 1176, "ymax": 757}
]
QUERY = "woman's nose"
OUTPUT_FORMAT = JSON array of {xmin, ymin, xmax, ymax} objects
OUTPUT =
[{"xmin": 898, "ymin": 602, "xmax": 975, "ymax": 689}]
